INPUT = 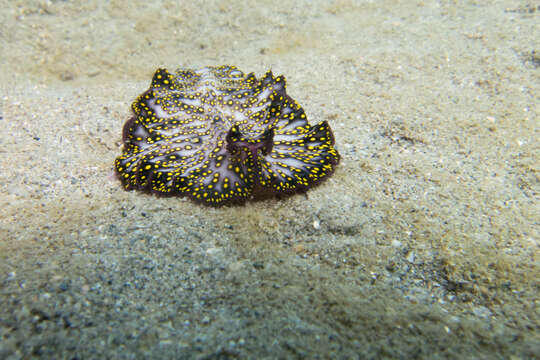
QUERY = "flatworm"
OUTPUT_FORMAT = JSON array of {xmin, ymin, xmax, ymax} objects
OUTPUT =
[{"xmin": 115, "ymin": 65, "xmax": 340, "ymax": 205}]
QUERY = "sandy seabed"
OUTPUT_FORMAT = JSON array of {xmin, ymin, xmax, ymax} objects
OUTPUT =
[{"xmin": 0, "ymin": 1, "xmax": 538, "ymax": 358}]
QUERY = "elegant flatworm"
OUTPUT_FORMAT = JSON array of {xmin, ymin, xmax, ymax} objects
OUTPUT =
[{"xmin": 115, "ymin": 65, "xmax": 339, "ymax": 205}]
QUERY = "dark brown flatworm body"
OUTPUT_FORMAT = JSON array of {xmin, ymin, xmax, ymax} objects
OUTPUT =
[{"xmin": 115, "ymin": 65, "xmax": 339, "ymax": 205}]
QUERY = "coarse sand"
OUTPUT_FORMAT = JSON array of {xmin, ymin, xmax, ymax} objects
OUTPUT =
[{"xmin": 0, "ymin": 1, "xmax": 538, "ymax": 358}]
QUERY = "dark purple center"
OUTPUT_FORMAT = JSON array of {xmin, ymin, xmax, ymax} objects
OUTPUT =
[{"xmin": 226, "ymin": 126, "xmax": 274, "ymax": 161}]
